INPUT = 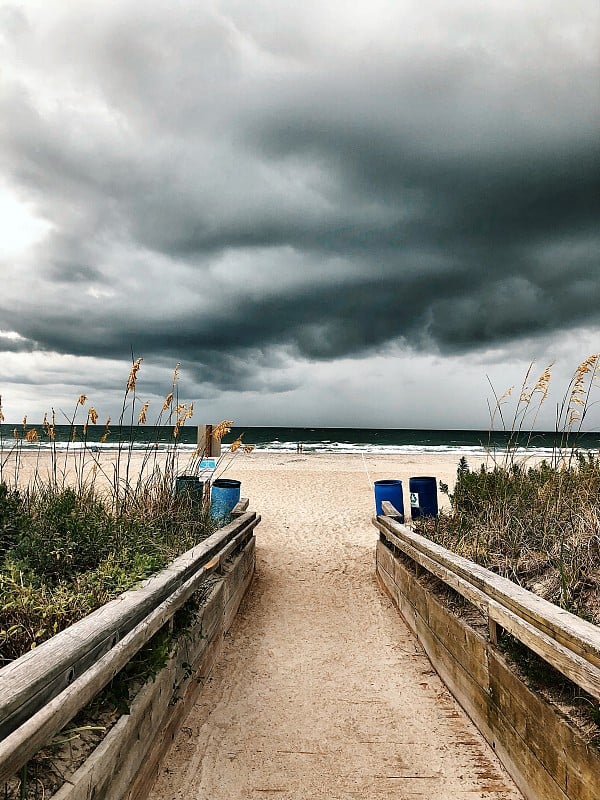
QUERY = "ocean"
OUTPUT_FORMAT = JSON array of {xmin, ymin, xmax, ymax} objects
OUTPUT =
[{"xmin": 1, "ymin": 425, "xmax": 599, "ymax": 458}]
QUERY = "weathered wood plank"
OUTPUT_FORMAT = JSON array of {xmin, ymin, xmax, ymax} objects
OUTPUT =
[
  {"xmin": 488, "ymin": 597, "xmax": 600, "ymax": 701},
  {"xmin": 128, "ymin": 633, "xmax": 224, "ymax": 800},
  {"xmin": 379, "ymin": 543, "xmax": 600, "ymax": 800},
  {"xmin": 50, "ymin": 546, "xmax": 248, "ymax": 800},
  {"xmin": 381, "ymin": 500, "xmax": 402, "ymax": 519},
  {"xmin": 223, "ymin": 540, "xmax": 255, "ymax": 632},
  {"xmin": 378, "ymin": 529, "xmax": 490, "ymax": 614},
  {"xmin": 409, "ymin": 588, "xmax": 570, "ymax": 800},
  {"xmin": 378, "ymin": 529, "xmax": 600, "ymax": 699},
  {"xmin": 423, "ymin": 588, "xmax": 490, "ymax": 689},
  {"xmin": 489, "ymin": 651, "xmax": 600, "ymax": 800},
  {"xmin": 231, "ymin": 497, "xmax": 250, "ymax": 517},
  {"xmin": 0, "ymin": 554, "xmax": 221, "ymax": 783},
  {"xmin": 375, "ymin": 562, "xmax": 399, "ymax": 609},
  {"xmin": 0, "ymin": 512, "xmax": 259, "ymax": 741},
  {"xmin": 376, "ymin": 516, "xmax": 600, "ymax": 669}
]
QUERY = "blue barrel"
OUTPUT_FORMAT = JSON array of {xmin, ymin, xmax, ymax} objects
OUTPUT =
[
  {"xmin": 210, "ymin": 478, "xmax": 241, "ymax": 523},
  {"xmin": 374, "ymin": 479, "xmax": 404, "ymax": 520},
  {"xmin": 175, "ymin": 476, "xmax": 205, "ymax": 507},
  {"xmin": 409, "ymin": 476, "xmax": 438, "ymax": 518}
]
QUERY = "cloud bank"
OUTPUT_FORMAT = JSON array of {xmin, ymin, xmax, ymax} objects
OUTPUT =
[{"xmin": 0, "ymin": 1, "xmax": 598, "ymax": 424}]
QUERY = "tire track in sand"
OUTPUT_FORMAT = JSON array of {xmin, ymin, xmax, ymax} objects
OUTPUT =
[{"xmin": 149, "ymin": 456, "xmax": 523, "ymax": 800}]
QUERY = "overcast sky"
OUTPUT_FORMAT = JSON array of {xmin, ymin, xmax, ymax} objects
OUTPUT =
[{"xmin": 0, "ymin": 0, "xmax": 599, "ymax": 429}]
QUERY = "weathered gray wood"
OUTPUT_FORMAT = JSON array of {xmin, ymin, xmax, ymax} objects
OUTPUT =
[
  {"xmin": 0, "ymin": 511, "xmax": 259, "ymax": 741},
  {"xmin": 197, "ymin": 423, "xmax": 221, "ymax": 458},
  {"xmin": 51, "ymin": 580, "xmax": 227, "ymax": 800},
  {"xmin": 0, "ymin": 553, "xmax": 222, "ymax": 784},
  {"xmin": 376, "ymin": 515, "xmax": 600, "ymax": 672},
  {"xmin": 42, "ymin": 539, "xmax": 256, "ymax": 800},
  {"xmin": 377, "ymin": 539, "xmax": 600, "ymax": 800},
  {"xmin": 128, "ymin": 634, "xmax": 224, "ymax": 800},
  {"xmin": 231, "ymin": 497, "xmax": 250, "ymax": 517},
  {"xmin": 213, "ymin": 521, "xmax": 254, "ymax": 567},
  {"xmin": 223, "ymin": 538, "xmax": 255, "ymax": 632},
  {"xmin": 376, "ymin": 526, "xmax": 600, "ymax": 700},
  {"xmin": 381, "ymin": 500, "xmax": 402, "ymax": 519},
  {"xmin": 378, "ymin": 523, "xmax": 491, "ymax": 614},
  {"xmin": 488, "ymin": 595, "xmax": 600, "ymax": 700}
]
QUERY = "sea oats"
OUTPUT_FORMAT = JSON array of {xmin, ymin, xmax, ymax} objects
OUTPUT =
[
  {"xmin": 162, "ymin": 392, "xmax": 173, "ymax": 411},
  {"xmin": 88, "ymin": 407, "xmax": 99, "ymax": 424},
  {"xmin": 127, "ymin": 358, "xmax": 143, "ymax": 393},
  {"xmin": 22, "ymin": 415, "xmax": 27, "ymax": 430},
  {"xmin": 0, "ymin": 396, "xmax": 4, "ymax": 423},
  {"xmin": 100, "ymin": 417, "xmax": 111, "ymax": 442},
  {"xmin": 213, "ymin": 420, "xmax": 233, "ymax": 442},
  {"xmin": 533, "ymin": 364, "xmax": 553, "ymax": 403},
  {"xmin": 25, "ymin": 429, "xmax": 38, "ymax": 442},
  {"xmin": 138, "ymin": 402, "xmax": 149, "ymax": 425},
  {"xmin": 78, "ymin": 395, "xmax": 87, "ymax": 405}
]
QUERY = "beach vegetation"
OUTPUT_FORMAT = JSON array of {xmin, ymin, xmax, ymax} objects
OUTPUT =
[
  {"xmin": 0, "ymin": 358, "xmax": 245, "ymax": 666},
  {"xmin": 412, "ymin": 356, "xmax": 600, "ymax": 747},
  {"xmin": 418, "ymin": 355, "xmax": 600, "ymax": 623}
]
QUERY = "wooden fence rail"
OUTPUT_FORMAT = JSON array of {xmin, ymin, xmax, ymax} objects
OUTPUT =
[
  {"xmin": 0, "ymin": 503, "xmax": 259, "ymax": 785},
  {"xmin": 374, "ymin": 502, "xmax": 600, "ymax": 700}
]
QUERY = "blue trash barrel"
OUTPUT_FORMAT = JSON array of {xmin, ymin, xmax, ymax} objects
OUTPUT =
[
  {"xmin": 175, "ymin": 475, "xmax": 205, "ymax": 507},
  {"xmin": 409, "ymin": 476, "xmax": 438, "ymax": 518},
  {"xmin": 210, "ymin": 478, "xmax": 241, "ymax": 523},
  {"xmin": 374, "ymin": 479, "xmax": 404, "ymax": 520}
]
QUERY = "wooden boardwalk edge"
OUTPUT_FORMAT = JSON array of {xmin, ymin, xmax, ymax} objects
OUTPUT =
[
  {"xmin": 375, "ymin": 539, "xmax": 600, "ymax": 800},
  {"xmin": 51, "ymin": 535, "xmax": 256, "ymax": 800}
]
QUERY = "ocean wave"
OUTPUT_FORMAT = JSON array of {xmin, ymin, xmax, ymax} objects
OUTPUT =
[{"xmin": 2, "ymin": 439, "xmax": 596, "ymax": 458}]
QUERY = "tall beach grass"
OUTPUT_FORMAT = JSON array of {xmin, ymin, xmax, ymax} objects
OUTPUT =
[
  {"xmin": 420, "ymin": 354, "xmax": 600, "ymax": 624},
  {"xmin": 0, "ymin": 358, "xmax": 249, "ymax": 664}
]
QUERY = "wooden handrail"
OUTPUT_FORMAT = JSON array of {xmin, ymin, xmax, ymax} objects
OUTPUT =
[
  {"xmin": 0, "ymin": 511, "xmax": 259, "ymax": 743},
  {"xmin": 374, "ymin": 508, "xmax": 600, "ymax": 700}
]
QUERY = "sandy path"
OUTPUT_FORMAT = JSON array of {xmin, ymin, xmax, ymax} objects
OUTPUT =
[{"xmin": 149, "ymin": 454, "xmax": 522, "ymax": 800}]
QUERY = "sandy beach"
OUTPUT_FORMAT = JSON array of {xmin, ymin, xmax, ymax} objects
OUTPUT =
[
  {"xmin": 1, "ymin": 449, "xmax": 523, "ymax": 797},
  {"xmin": 2, "ymin": 449, "xmax": 472, "ymax": 511},
  {"xmin": 137, "ymin": 451, "xmax": 520, "ymax": 800}
]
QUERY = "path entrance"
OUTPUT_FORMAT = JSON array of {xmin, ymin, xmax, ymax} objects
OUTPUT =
[{"xmin": 149, "ymin": 457, "xmax": 522, "ymax": 799}]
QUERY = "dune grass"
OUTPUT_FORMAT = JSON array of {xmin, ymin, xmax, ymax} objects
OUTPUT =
[
  {"xmin": 0, "ymin": 359, "xmax": 246, "ymax": 666},
  {"xmin": 417, "ymin": 355, "xmax": 600, "ymax": 624}
]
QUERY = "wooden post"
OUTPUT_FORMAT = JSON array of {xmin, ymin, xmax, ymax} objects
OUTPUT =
[
  {"xmin": 197, "ymin": 424, "xmax": 222, "ymax": 459},
  {"xmin": 488, "ymin": 617, "xmax": 500, "ymax": 646}
]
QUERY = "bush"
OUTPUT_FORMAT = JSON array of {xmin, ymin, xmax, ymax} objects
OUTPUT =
[{"xmin": 421, "ymin": 454, "xmax": 600, "ymax": 622}]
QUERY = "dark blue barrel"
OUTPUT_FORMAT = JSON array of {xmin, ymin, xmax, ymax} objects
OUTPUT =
[
  {"xmin": 409, "ymin": 476, "xmax": 438, "ymax": 518},
  {"xmin": 175, "ymin": 476, "xmax": 205, "ymax": 507},
  {"xmin": 374, "ymin": 479, "xmax": 404, "ymax": 520},
  {"xmin": 210, "ymin": 478, "xmax": 241, "ymax": 523}
]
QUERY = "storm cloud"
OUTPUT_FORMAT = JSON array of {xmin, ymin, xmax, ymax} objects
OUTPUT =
[{"xmin": 0, "ymin": 0, "xmax": 598, "ymax": 424}]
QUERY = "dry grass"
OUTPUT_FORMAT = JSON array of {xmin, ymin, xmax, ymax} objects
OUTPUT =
[{"xmin": 419, "ymin": 355, "xmax": 600, "ymax": 623}]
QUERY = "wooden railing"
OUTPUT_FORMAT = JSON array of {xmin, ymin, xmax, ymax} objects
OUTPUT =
[
  {"xmin": 0, "ymin": 503, "xmax": 259, "ymax": 785},
  {"xmin": 374, "ymin": 502, "xmax": 600, "ymax": 701}
]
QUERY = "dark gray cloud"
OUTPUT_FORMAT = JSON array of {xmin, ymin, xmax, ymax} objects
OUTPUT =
[{"xmin": 0, "ymin": 0, "xmax": 598, "ymax": 417}]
